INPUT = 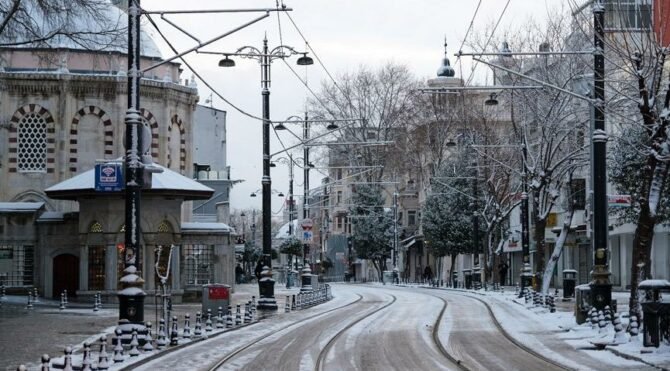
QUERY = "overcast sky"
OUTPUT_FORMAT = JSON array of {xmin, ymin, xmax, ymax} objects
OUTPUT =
[{"xmin": 143, "ymin": 0, "xmax": 566, "ymax": 214}]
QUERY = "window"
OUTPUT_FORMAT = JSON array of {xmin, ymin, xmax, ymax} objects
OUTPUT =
[
  {"xmin": 398, "ymin": 211, "xmax": 403, "ymax": 226},
  {"xmin": 17, "ymin": 113, "xmax": 48, "ymax": 172},
  {"xmin": 570, "ymin": 179, "xmax": 587, "ymax": 210},
  {"xmin": 336, "ymin": 216, "xmax": 343, "ymax": 231},
  {"xmin": 337, "ymin": 191, "xmax": 343, "ymax": 205},
  {"xmin": 604, "ymin": 0, "xmax": 651, "ymax": 31},
  {"xmin": 88, "ymin": 246, "xmax": 105, "ymax": 290},
  {"xmin": 407, "ymin": 210, "xmax": 417, "ymax": 226},
  {"xmin": 336, "ymin": 169, "xmax": 343, "ymax": 180},
  {"xmin": 0, "ymin": 245, "xmax": 33, "ymax": 286},
  {"xmin": 182, "ymin": 244, "xmax": 214, "ymax": 285}
]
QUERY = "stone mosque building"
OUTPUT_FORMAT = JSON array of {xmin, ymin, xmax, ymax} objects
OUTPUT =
[{"xmin": 0, "ymin": 2, "xmax": 235, "ymax": 301}]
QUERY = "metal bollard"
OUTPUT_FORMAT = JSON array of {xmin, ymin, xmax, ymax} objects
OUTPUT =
[
  {"xmin": 97, "ymin": 334, "xmax": 109, "ymax": 370},
  {"xmin": 156, "ymin": 319, "xmax": 167, "ymax": 349},
  {"xmin": 143, "ymin": 322, "xmax": 154, "ymax": 351},
  {"xmin": 217, "ymin": 306, "xmax": 224, "ymax": 329},
  {"xmin": 113, "ymin": 329, "xmax": 124, "ymax": 363},
  {"xmin": 182, "ymin": 313, "xmax": 191, "ymax": 339}
]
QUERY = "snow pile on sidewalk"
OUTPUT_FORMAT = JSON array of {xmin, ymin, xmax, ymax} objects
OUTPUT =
[{"xmin": 473, "ymin": 288, "xmax": 670, "ymax": 369}]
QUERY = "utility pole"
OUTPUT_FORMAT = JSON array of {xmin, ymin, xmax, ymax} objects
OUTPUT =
[
  {"xmin": 589, "ymin": 0, "xmax": 612, "ymax": 311},
  {"xmin": 520, "ymin": 143, "xmax": 533, "ymax": 296},
  {"xmin": 392, "ymin": 192, "xmax": 399, "ymax": 284},
  {"xmin": 118, "ymin": 0, "xmax": 146, "ymax": 326},
  {"xmin": 472, "ymin": 159, "xmax": 481, "ymax": 287},
  {"xmin": 303, "ymin": 111, "xmax": 310, "ymax": 263}
]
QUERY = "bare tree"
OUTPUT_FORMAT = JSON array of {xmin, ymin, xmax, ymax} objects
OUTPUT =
[{"xmin": 0, "ymin": 0, "xmax": 126, "ymax": 49}]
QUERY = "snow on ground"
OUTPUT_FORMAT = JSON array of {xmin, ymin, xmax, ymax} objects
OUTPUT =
[{"xmin": 436, "ymin": 286, "xmax": 670, "ymax": 369}]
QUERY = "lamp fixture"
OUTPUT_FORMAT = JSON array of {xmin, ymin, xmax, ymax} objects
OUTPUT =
[
  {"xmin": 274, "ymin": 122, "xmax": 287, "ymax": 130},
  {"xmin": 218, "ymin": 56, "xmax": 235, "ymax": 67},
  {"xmin": 485, "ymin": 93, "xmax": 499, "ymax": 106},
  {"xmin": 296, "ymin": 53, "xmax": 314, "ymax": 66},
  {"xmin": 326, "ymin": 121, "xmax": 339, "ymax": 130}
]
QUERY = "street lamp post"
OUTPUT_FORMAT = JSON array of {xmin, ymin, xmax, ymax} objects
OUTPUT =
[
  {"xmin": 219, "ymin": 38, "xmax": 312, "ymax": 309},
  {"xmin": 589, "ymin": 1, "xmax": 612, "ymax": 311},
  {"xmin": 119, "ymin": 0, "xmax": 147, "ymax": 326}
]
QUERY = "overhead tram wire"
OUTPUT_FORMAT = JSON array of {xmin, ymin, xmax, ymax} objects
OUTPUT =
[
  {"xmin": 464, "ymin": 0, "xmax": 512, "ymax": 87},
  {"xmin": 454, "ymin": 0, "xmax": 482, "ymax": 68},
  {"xmin": 283, "ymin": 12, "xmax": 388, "ymax": 123},
  {"xmin": 144, "ymin": 12, "xmax": 264, "ymax": 122}
]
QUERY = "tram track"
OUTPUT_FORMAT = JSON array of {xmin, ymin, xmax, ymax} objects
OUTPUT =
[
  {"xmin": 313, "ymin": 293, "xmax": 397, "ymax": 371},
  {"xmin": 206, "ymin": 293, "xmax": 364, "ymax": 371},
  {"xmin": 424, "ymin": 287, "xmax": 573, "ymax": 371}
]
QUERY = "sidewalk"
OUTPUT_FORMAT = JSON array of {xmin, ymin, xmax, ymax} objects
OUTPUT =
[
  {"xmin": 0, "ymin": 284, "xmax": 303, "ymax": 370},
  {"xmin": 425, "ymin": 285, "xmax": 670, "ymax": 370}
]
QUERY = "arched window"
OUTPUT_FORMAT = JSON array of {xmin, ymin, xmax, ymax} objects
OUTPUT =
[
  {"xmin": 88, "ymin": 220, "xmax": 105, "ymax": 290},
  {"xmin": 17, "ymin": 112, "xmax": 48, "ymax": 172}
]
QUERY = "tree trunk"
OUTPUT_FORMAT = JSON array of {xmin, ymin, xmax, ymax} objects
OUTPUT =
[
  {"xmin": 629, "ymin": 204, "xmax": 655, "ymax": 319},
  {"xmin": 533, "ymin": 217, "xmax": 548, "ymax": 289},
  {"xmin": 541, "ymin": 208, "xmax": 574, "ymax": 295}
]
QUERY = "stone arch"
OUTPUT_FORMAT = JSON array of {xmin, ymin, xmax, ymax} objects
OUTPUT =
[
  {"xmin": 69, "ymin": 106, "xmax": 113, "ymax": 173},
  {"xmin": 7, "ymin": 104, "xmax": 56, "ymax": 173},
  {"xmin": 10, "ymin": 190, "xmax": 55, "ymax": 211},
  {"xmin": 167, "ymin": 114, "xmax": 186, "ymax": 173},
  {"xmin": 139, "ymin": 108, "xmax": 159, "ymax": 162}
]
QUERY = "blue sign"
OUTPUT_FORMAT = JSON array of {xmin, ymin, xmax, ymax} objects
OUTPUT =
[{"xmin": 95, "ymin": 163, "xmax": 124, "ymax": 192}]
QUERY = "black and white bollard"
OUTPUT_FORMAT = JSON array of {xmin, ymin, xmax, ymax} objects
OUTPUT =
[
  {"xmin": 182, "ymin": 314, "xmax": 191, "ymax": 339},
  {"xmin": 613, "ymin": 313, "xmax": 627, "ymax": 344},
  {"xmin": 97, "ymin": 334, "xmax": 109, "ymax": 370},
  {"xmin": 589, "ymin": 308, "xmax": 599, "ymax": 329},
  {"xmin": 59, "ymin": 292, "xmax": 66, "ymax": 310},
  {"xmin": 205, "ymin": 309, "xmax": 213, "ymax": 332},
  {"xmin": 156, "ymin": 319, "xmax": 167, "ymax": 349},
  {"xmin": 40, "ymin": 354, "xmax": 50, "ymax": 371},
  {"xmin": 548, "ymin": 294, "xmax": 556, "ymax": 313},
  {"xmin": 604, "ymin": 305, "xmax": 612, "ymax": 323},
  {"xmin": 291, "ymin": 295, "xmax": 296, "ymax": 311},
  {"xmin": 598, "ymin": 310, "xmax": 607, "ymax": 333},
  {"xmin": 81, "ymin": 341, "xmax": 92, "ymax": 371},
  {"xmin": 63, "ymin": 346, "xmax": 73, "ymax": 371},
  {"xmin": 128, "ymin": 328, "xmax": 140, "ymax": 357},
  {"xmin": 251, "ymin": 296, "xmax": 257, "ymax": 317},
  {"xmin": 217, "ymin": 306, "xmax": 224, "ymax": 329},
  {"xmin": 285, "ymin": 296, "xmax": 291, "ymax": 313},
  {"xmin": 194, "ymin": 312, "xmax": 203, "ymax": 337},
  {"xmin": 243, "ymin": 302, "xmax": 250, "ymax": 324},
  {"xmin": 235, "ymin": 305, "xmax": 241, "ymax": 326},
  {"xmin": 33, "ymin": 287, "xmax": 39, "ymax": 303},
  {"xmin": 143, "ymin": 322, "xmax": 154, "ymax": 352},
  {"xmin": 63, "ymin": 290, "xmax": 68, "ymax": 306},
  {"xmin": 26, "ymin": 292, "xmax": 33, "ymax": 310},
  {"xmin": 170, "ymin": 315, "xmax": 179, "ymax": 346},
  {"xmin": 629, "ymin": 315, "xmax": 639, "ymax": 339},
  {"xmin": 113, "ymin": 329, "xmax": 124, "ymax": 363},
  {"xmin": 226, "ymin": 305, "xmax": 233, "ymax": 328}
]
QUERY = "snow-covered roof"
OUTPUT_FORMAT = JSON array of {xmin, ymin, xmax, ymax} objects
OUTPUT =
[
  {"xmin": 639, "ymin": 279, "xmax": 670, "ymax": 289},
  {"xmin": 181, "ymin": 222, "xmax": 232, "ymax": 233},
  {"xmin": 274, "ymin": 219, "xmax": 299, "ymax": 239},
  {"xmin": 0, "ymin": 2, "xmax": 162, "ymax": 59},
  {"xmin": 45, "ymin": 163, "xmax": 214, "ymax": 200},
  {"xmin": 0, "ymin": 202, "xmax": 45, "ymax": 213}
]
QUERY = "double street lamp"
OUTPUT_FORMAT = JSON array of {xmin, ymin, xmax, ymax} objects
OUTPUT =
[{"xmin": 218, "ymin": 36, "xmax": 313, "ymax": 310}]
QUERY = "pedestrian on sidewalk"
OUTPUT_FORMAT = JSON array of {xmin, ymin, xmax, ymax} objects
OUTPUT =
[{"xmin": 498, "ymin": 260, "xmax": 509, "ymax": 286}]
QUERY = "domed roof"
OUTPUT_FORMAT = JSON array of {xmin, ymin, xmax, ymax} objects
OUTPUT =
[
  {"xmin": 437, "ymin": 57, "xmax": 455, "ymax": 77},
  {"xmin": 0, "ymin": 1, "xmax": 162, "ymax": 59},
  {"xmin": 436, "ymin": 39, "xmax": 455, "ymax": 78}
]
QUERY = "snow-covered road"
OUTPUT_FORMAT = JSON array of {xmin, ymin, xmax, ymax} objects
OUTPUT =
[{"xmin": 118, "ymin": 284, "xmax": 664, "ymax": 371}]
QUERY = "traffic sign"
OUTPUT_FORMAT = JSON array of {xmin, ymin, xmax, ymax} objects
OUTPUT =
[
  {"xmin": 302, "ymin": 230, "xmax": 313, "ymax": 243},
  {"xmin": 301, "ymin": 218, "xmax": 313, "ymax": 230}
]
